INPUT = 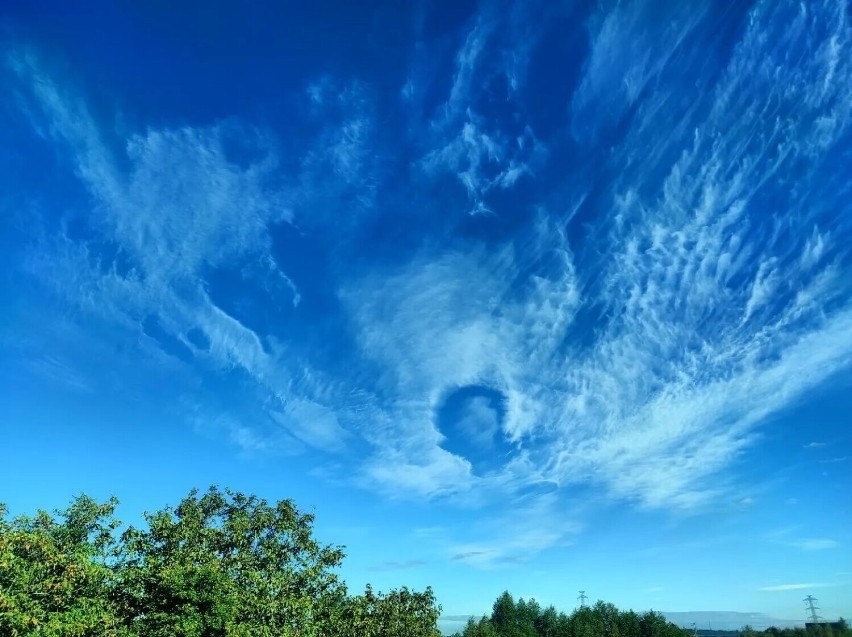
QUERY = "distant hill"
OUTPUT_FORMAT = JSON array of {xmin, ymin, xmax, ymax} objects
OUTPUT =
[
  {"xmin": 663, "ymin": 612, "xmax": 803, "ymax": 631},
  {"xmin": 439, "ymin": 615, "xmax": 475, "ymax": 635}
]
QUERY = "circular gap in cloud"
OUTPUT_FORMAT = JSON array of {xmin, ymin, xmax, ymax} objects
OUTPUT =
[{"xmin": 436, "ymin": 384, "xmax": 514, "ymax": 475}]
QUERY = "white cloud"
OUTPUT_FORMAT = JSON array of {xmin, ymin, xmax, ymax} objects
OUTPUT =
[
  {"xmin": 444, "ymin": 493, "xmax": 581, "ymax": 568},
  {"xmin": 298, "ymin": 80, "xmax": 378, "ymax": 218},
  {"xmin": 456, "ymin": 396, "xmax": 502, "ymax": 450},
  {"xmin": 444, "ymin": 16, "xmax": 493, "ymax": 119},
  {"xmin": 271, "ymin": 399, "xmax": 351, "ymax": 454},
  {"xmin": 26, "ymin": 354, "xmax": 92, "ymax": 393},
  {"xmin": 742, "ymin": 259, "xmax": 779, "ymax": 323},
  {"xmin": 758, "ymin": 583, "xmax": 830, "ymax": 592},
  {"xmin": 416, "ymin": 7, "xmax": 549, "ymax": 217},
  {"xmin": 788, "ymin": 538, "xmax": 840, "ymax": 551},
  {"xmin": 341, "ymin": 220, "xmax": 581, "ymax": 489},
  {"xmin": 362, "ymin": 447, "xmax": 473, "ymax": 500},
  {"xmin": 819, "ymin": 456, "xmax": 849, "ymax": 464},
  {"xmin": 433, "ymin": 3, "xmax": 549, "ymax": 121},
  {"xmin": 420, "ymin": 118, "xmax": 542, "ymax": 215},
  {"xmin": 570, "ymin": 0, "xmax": 709, "ymax": 142},
  {"xmin": 8, "ymin": 52, "xmax": 349, "ymax": 457},
  {"xmin": 801, "ymin": 227, "xmax": 829, "ymax": 270}
]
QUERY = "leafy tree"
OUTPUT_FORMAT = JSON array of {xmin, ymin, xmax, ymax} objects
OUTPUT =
[
  {"xmin": 638, "ymin": 610, "xmax": 677, "ymax": 637},
  {"xmin": 517, "ymin": 598, "xmax": 542, "ymax": 636},
  {"xmin": 0, "ymin": 497, "xmax": 124, "ymax": 636},
  {"xmin": 114, "ymin": 487, "xmax": 347, "ymax": 636},
  {"xmin": 460, "ymin": 616, "xmax": 500, "ymax": 637},
  {"xmin": 330, "ymin": 583, "xmax": 442, "ymax": 637},
  {"xmin": 492, "ymin": 592, "xmax": 517, "ymax": 632},
  {"xmin": 534, "ymin": 605, "xmax": 558, "ymax": 637},
  {"xmin": 757, "ymin": 623, "xmax": 852, "ymax": 637}
]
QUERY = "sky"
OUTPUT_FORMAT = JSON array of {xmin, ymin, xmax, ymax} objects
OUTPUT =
[{"xmin": 1, "ymin": 0, "xmax": 851, "ymax": 632}]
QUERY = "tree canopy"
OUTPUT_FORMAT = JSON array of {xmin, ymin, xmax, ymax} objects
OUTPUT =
[
  {"xmin": 455, "ymin": 593, "xmax": 696, "ymax": 637},
  {"xmin": 0, "ymin": 487, "xmax": 441, "ymax": 637}
]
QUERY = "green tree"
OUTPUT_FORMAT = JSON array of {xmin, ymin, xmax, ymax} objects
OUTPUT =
[
  {"xmin": 516, "ymin": 598, "xmax": 542, "ymax": 636},
  {"xmin": 638, "ymin": 610, "xmax": 674, "ymax": 637},
  {"xmin": 331, "ymin": 583, "xmax": 441, "ymax": 637},
  {"xmin": 534, "ymin": 605, "xmax": 561, "ymax": 637},
  {"xmin": 491, "ymin": 591, "xmax": 540, "ymax": 636},
  {"xmin": 114, "ymin": 487, "xmax": 346, "ymax": 636},
  {"xmin": 458, "ymin": 615, "xmax": 499, "ymax": 637},
  {"xmin": 0, "ymin": 498, "xmax": 124, "ymax": 636},
  {"xmin": 492, "ymin": 591, "xmax": 518, "ymax": 632}
]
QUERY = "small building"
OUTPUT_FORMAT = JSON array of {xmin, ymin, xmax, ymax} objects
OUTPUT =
[{"xmin": 805, "ymin": 622, "xmax": 846, "ymax": 632}]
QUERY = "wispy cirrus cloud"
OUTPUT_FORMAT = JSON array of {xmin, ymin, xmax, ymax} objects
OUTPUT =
[
  {"xmin": 786, "ymin": 539, "xmax": 840, "ymax": 551},
  {"xmin": 6, "ymin": 50, "xmax": 346, "ymax": 456},
  {"xmin": 299, "ymin": 78, "xmax": 378, "ymax": 220},
  {"xmin": 412, "ymin": 5, "xmax": 549, "ymax": 216},
  {"xmin": 25, "ymin": 354, "xmax": 91, "ymax": 393},
  {"xmin": 570, "ymin": 0, "xmax": 710, "ymax": 143},
  {"xmin": 368, "ymin": 559, "xmax": 427, "ymax": 572},
  {"xmin": 441, "ymin": 492, "xmax": 581, "ymax": 568},
  {"xmin": 420, "ymin": 118, "xmax": 543, "ymax": 216},
  {"xmin": 758, "ymin": 583, "xmax": 831, "ymax": 592},
  {"xmin": 342, "ymin": 0, "xmax": 852, "ymax": 511},
  {"xmin": 542, "ymin": 0, "xmax": 852, "ymax": 508}
]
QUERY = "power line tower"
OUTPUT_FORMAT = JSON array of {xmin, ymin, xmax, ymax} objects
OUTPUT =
[
  {"xmin": 804, "ymin": 595, "xmax": 821, "ymax": 623},
  {"xmin": 578, "ymin": 590, "xmax": 588, "ymax": 608}
]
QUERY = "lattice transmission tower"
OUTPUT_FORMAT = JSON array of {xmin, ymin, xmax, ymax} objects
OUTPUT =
[{"xmin": 804, "ymin": 595, "xmax": 822, "ymax": 623}]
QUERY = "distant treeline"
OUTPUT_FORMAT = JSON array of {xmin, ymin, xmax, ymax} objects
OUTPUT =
[
  {"xmin": 743, "ymin": 624, "xmax": 850, "ymax": 637},
  {"xmin": 451, "ymin": 593, "xmax": 850, "ymax": 637},
  {"xmin": 693, "ymin": 626, "xmax": 850, "ymax": 637},
  {"xmin": 452, "ymin": 593, "xmax": 690, "ymax": 637}
]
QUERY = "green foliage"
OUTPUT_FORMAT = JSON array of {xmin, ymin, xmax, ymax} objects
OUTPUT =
[
  {"xmin": 760, "ymin": 622, "xmax": 852, "ymax": 637},
  {"xmin": 453, "ymin": 592, "xmax": 690, "ymax": 637},
  {"xmin": 329, "ymin": 583, "xmax": 442, "ymax": 636},
  {"xmin": 0, "ymin": 488, "xmax": 442, "ymax": 637},
  {"xmin": 0, "ymin": 498, "xmax": 125, "ymax": 636},
  {"xmin": 114, "ymin": 487, "xmax": 347, "ymax": 636}
]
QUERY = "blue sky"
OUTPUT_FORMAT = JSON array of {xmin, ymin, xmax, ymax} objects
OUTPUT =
[{"xmin": 1, "ymin": 0, "xmax": 851, "ymax": 631}]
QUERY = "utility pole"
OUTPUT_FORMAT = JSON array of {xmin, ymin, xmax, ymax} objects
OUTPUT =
[
  {"xmin": 804, "ymin": 595, "xmax": 821, "ymax": 623},
  {"xmin": 578, "ymin": 590, "xmax": 588, "ymax": 608}
]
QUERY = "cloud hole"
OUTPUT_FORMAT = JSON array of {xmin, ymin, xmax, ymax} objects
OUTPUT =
[{"xmin": 436, "ymin": 384, "xmax": 514, "ymax": 475}]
